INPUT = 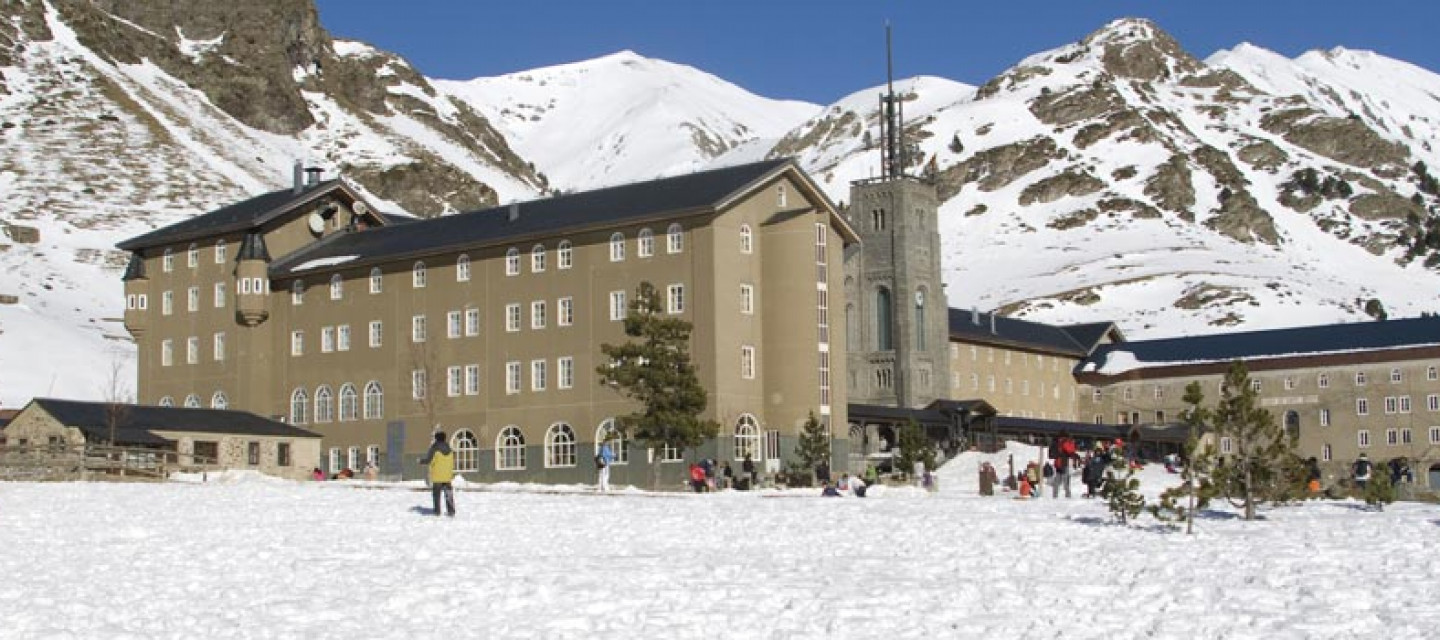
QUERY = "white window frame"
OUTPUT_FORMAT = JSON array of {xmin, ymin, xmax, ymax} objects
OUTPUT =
[
  {"xmin": 321, "ymin": 326, "xmax": 335, "ymax": 353},
  {"xmin": 667, "ymin": 284, "xmax": 685, "ymax": 314},
  {"xmin": 496, "ymin": 426, "xmax": 526, "ymax": 471},
  {"xmin": 1431, "ymin": 427, "xmax": 1440, "ymax": 445},
  {"xmin": 609, "ymin": 291, "xmax": 626, "ymax": 321},
  {"xmin": 412, "ymin": 261, "xmax": 427, "ymax": 288},
  {"xmin": 666, "ymin": 223, "xmax": 683, "ymax": 253},
  {"xmin": 187, "ymin": 243, "xmax": 199, "ymax": 268},
  {"xmin": 740, "ymin": 284, "xmax": 754, "ymax": 315},
  {"xmin": 506, "ymin": 248, "xmax": 521, "ymax": 276},
  {"xmin": 506, "ymin": 361, "xmax": 522, "ymax": 395},
  {"xmin": 161, "ymin": 339, "xmax": 174, "ymax": 367},
  {"xmin": 214, "ymin": 282, "xmax": 226, "ymax": 308},
  {"xmin": 739, "ymin": 224, "xmax": 753, "ymax": 254},
  {"xmin": 187, "ymin": 287, "xmax": 199, "ymax": 313},
  {"xmin": 337, "ymin": 324, "xmax": 350, "ymax": 351},
  {"xmin": 741, "ymin": 345, "xmax": 756, "ymax": 379},
  {"xmin": 1319, "ymin": 408, "xmax": 1330, "ymax": 427},
  {"xmin": 369, "ymin": 267, "xmax": 383, "ymax": 294},
  {"xmin": 558, "ymin": 297, "xmax": 574, "ymax": 327},
  {"xmin": 290, "ymin": 331, "xmax": 304, "ymax": 357},
  {"xmin": 215, "ymin": 240, "xmax": 227, "ymax": 264},
  {"xmin": 447, "ymin": 366, "xmax": 463, "ymax": 397},
  {"xmin": 369, "ymin": 320, "xmax": 383, "ymax": 348},
  {"xmin": 163, "ymin": 248, "xmax": 174, "ymax": 272},
  {"xmin": 213, "ymin": 332, "xmax": 225, "ymax": 361},
  {"xmin": 363, "ymin": 381, "xmax": 384, "ymax": 420},
  {"xmin": 465, "ymin": 308, "xmax": 481, "ymax": 336},
  {"xmin": 531, "ymin": 244, "xmax": 546, "ymax": 272},
  {"xmin": 557, "ymin": 240, "xmax": 573, "ymax": 270},
  {"xmin": 544, "ymin": 423, "xmax": 577, "ymax": 468},
  {"xmin": 329, "ymin": 274, "xmax": 343, "ymax": 300},
  {"xmin": 411, "ymin": 369, "xmax": 426, "ymax": 400},
  {"xmin": 291, "ymin": 281, "xmax": 304, "ymax": 306},
  {"xmin": 457, "ymin": 254, "xmax": 471, "ymax": 282},
  {"xmin": 1358, "ymin": 430, "xmax": 1371, "ymax": 448},
  {"xmin": 531, "ymin": 359, "xmax": 547, "ymax": 392},
  {"xmin": 411, "ymin": 314, "xmax": 427, "ymax": 343},
  {"xmin": 506, "ymin": 303, "xmax": 521, "ymax": 332},
  {"xmin": 609, "ymin": 233, "xmax": 625, "ymax": 262},
  {"xmin": 558, "ymin": 356, "xmax": 575, "ymax": 390},
  {"xmin": 465, "ymin": 364, "xmax": 480, "ymax": 396},
  {"xmin": 531, "ymin": 300, "xmax": 547, "ymax": 330},
  {"xmin": 1429, "ymin": 394, "xmax": 1439, "ymax": 412},
  {"xmin": 447, "ymin": 310, "xmax": 462, "ymax": 339},
  {"xmin": 637, "ymin": 228, "xmax": 654, "ymax": 258}
]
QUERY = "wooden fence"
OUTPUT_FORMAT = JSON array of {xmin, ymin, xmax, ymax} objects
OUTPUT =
[{"xmin": 0, "ymin": 444, "xmax": 220, "ymax": 481}]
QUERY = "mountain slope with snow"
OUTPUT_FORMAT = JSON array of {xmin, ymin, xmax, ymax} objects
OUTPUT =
[{"xmin": 435, "ymin": 51, "xmax": 820, "ymax": 191}]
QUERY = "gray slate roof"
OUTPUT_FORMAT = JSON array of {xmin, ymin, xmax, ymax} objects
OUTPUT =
[
  {"xmin": 31, "ymin": 398, "xmax": 320, "ymax": 443},
  {"xmin": 948, "ymin": 308, "xmax": 1104, "ymax": 358},
  {"xmin": 270, "ymin": 158, "xmax": 795, "ymax": 276},
  {"xmin": 117, "ymin": 181, "xmax": 346, "ymax": 252},
  {"xmin": 1080, "ymin": 315, "xmax": 1440, "ymax": 373}
]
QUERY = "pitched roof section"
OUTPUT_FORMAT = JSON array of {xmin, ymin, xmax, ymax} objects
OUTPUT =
[
  {"xmin": 117, "ymin": 180, "xmax": 351, "ymax": 252},
  {"xmin": 1060, "ymin": 322, "xmax": 1124, "ymax": 352},
  {"xmin": 30, "ymin": 399, "xmax": 320, "ymax": 440},
  {"xmin": 1079, "ymin": 316, "xmax": 1440, "ymax": 376},
  {"xmin": 948, "ymin": 308, "xmax": 1093, "ymax": 358},
  {"xmin": 271, "ymin": 159, "xmax": 825, "ymax": 276}
]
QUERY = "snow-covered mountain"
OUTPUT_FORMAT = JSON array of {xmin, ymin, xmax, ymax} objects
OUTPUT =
[
  {"xmin": 775, "ymin": 19, "xmax": 1440, "ymax": 337},
  {"xmin": 3, "ymin": 3, "xmax": 1440, "ymax": 407},
  {"xmin": 434, "ymin": 51, "xmax": 819, "ymax": 191}
]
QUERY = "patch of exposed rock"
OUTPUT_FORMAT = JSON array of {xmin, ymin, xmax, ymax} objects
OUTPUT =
[
  {"xmin": 772, "ymin": 109, "xmax": 860, "ymax": 159},
  {"xmin": 1144, "ymin": 155, "xmax": 1195, "ymax": 214},
  {"xmin": 1349, "ymin": 192, "xmax": 1424, "ymax": 221},
  {"xmin": 1018, "ymin": 170, "xmax": 1104, "ymax": 205},
  {"xmin": 1260, "ymin": 108, "xmax": 1408, "ymax": 170},
  {"xmin": 1030, "ymin": 83, "xmax": 1125, "ymax": 127},
  {"xmin": 1047, "ymin": 208, "xmax": 1101, "ymax": 230},
  {"xmin": 1236, "ymin": 139, "xmax": 1287, "ymax": 171},
  {"xmin": 3, "ymin": 224, "xmax": 40, "ymax": 243},
  {"xmin": 1178, "ymin": 69, "xmax": 1254, "ymax": 93},
  {"xmin": 1082, "ymin": 19, "xmax": 1204, "ymax": 82},
  {"xmin": 934, "ymin": 137, "xmax": 1062, "ymax": 200},
  {"xmin": 1098, "ymin": 197, "xmax": 1163, "ymax": 220},
  {"xmin": 1207, "ymin": 189, "xmax": 1279, "ymax": 244},
  {"xmin": 344, "ymin": 160, "xmax": 497, "ymax": 217},
  {"xmin": 1174, "ymin": 283, "xmax": 1255, "ymax": 310},
  {"xmin": 974, "ymin": 66, "xmax": 1052, "ymax": 100}
]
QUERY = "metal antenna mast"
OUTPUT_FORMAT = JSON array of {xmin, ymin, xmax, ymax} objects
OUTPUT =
[{"xmin": 880, "ymin": 23, "xmax": 906, "ymax": 179}]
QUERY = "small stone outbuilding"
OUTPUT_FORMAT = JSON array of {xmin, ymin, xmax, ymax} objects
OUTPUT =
[{"xmin": 4, "ymin": 398, "xmax": 321, "ymax": 481}]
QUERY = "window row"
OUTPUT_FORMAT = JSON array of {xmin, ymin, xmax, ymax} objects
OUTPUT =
[
  {"xmin": 606, "ymin": 225, "xmax": 685, "ymax": 263},
  {"xmin": 504, "ymin": 298, "xmax": 576, "ymax": 332},
  {"xmin": 1097, "ymin": 366, "xmax": 1440, "ymax": 401},
  {"xmin": 327, "ymin": 444, "xmax": 382, "ymax": 473},
  {"xmin": 155, "ymin": 284, "xmax": 231, "ymax": 315},
  {"xmin": 289, "ymin": 382, "xmax": 384, "ymax": 424},
  {"xmin": 160, "ymin": 241, "xmax": 228, "ymax": 273},
  {"xmin": 157, "ymin": 391, "xmax": 228, "ymax": 410},
  {"xmin": 160, "ymin": 334, "xmax": 226, "ymax": 366}
]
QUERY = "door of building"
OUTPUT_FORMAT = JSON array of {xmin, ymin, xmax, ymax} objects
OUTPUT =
[{"xmin": 386, "ymin": 421, "xmax": 406, "ymax": 477}]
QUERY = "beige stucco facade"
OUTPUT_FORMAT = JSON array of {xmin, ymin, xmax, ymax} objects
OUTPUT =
[
  {"xmin": 947, "ymin": 341, "xmax": 1083, "ymax": 421},
  {"xmin": 121, "ymin": 164, "xmax": 855, "ymax": 483}
]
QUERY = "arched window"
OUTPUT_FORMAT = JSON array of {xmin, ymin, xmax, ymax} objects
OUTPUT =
[
  {"xmin": 915, "ymin": 288, "xmax": 926, "ymax": 351},
  {"xmin": 545, "ymin": 423, "xmax": 577, "ymax": 467},
  {"xmin": 496, "ymin": 426, "xmax": 526, "ymax": 470},
  {"xmin": 456, "ymin": 254, "xmax": 471, "ymax": 282},
  {"xmin": 609, "ymin": 233, "xmax": 625, "ymax": 262},
  {"xmin": 187, "ymin": 243, "xmax": 199, "ymax": 268},
  {"xmin": 183, "ymin": 394, "xmax": 200, "ymax": 408},
  {"xmin": 338, "ymin": 384, "xmax": 358, "ymax": 421},
  {"xmin": 162, "ymin": 247, "xmax": 174, "ymax": 272},
  {"xmin": 557, "ymin": 240, "xmax": 573, "ymax": 269},
  {"xmin": 214, "ymin": 240, "xmax": 227, "ymax": 264},
  {"xmin": 667, "ymin": 223, "xmax": 683, "ymax": 253},
  {"xmin": 876, "ymin": 287, "xmax": 893, "ymax": 351},
  {"xmin": 452, "ymin": 429, "xmax": 479, "ymax": 472},
  {"xmin": 596, "ymin": 418, "xmax": 628, "ymax": 465},
  {"xmin": 369, "ymin": 267, "xmax": 383, "ymax": 294},
  {"xmin": 314, "ymin": 385, "xmax": 334, "ymax": 423},
  {"xmin": 505, "ymin": 247, "xmax": 520, "ymax": 275},
  {"xmin": 734, "ymin": 414, "xmax": 761, "ymax": 461},
  {"xmin": 210, "ymin": 391, "xmax": 228, "ymax": 410},
  {"xmin": 637, "ymin": 228, "xmax": 654, "ymax": 258},
  {"xmin": 290, "ymin": 388, "xmax": 308, "ymax": 424},
  {"xmin": 739, "ymin": 224, "xmax": 753, "ymax": 254},
  {"xmin": 531, "ymin": 244, "xmax": 546, "ymax": 272},
  {"xmin": 329, "ymin": 274, "xmax": 343, "ymax": 300},
  {"xmin": 158, "ymin": 396, "xmax": 174, "ymax": 407},
  {"xmin": 291, "ymin": 280, "xmax": 305, "ymax": 305},
  {"xmin": 363, "ymin": 381, "xmax": 384, "ymax": 419},
  {"xmin": 412, "ymin": 261, "xmax": 427, "ymax": 288}
]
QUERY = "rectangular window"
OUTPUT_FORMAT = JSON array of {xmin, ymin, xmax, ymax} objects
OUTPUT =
[
  {"xmin": 291, "ymin": 331, "xmax": 304, "ymax": 356},
  {"xmin": 740, "ymin": 284, "xmax": 754, "ymax": 314},
  {"xmin": 506, "ymin": 361, "xmax": 521, "ymax": 395},
  {"xmin": 1385, "ymin": 396, "xmax": 1398, "ymax": 414},
  {"xmin": 465, "ymin": 308, "xmax": 480, "ymax": 336},
  {"xmin": 369, "ymin": 321, "xmax": 383, "ymax": 348},
  {"xmin": 559, "ymin": 356, "xmax": 574, "ymax": 389},
  {"xmin": 411, "ymin": 315, "xmax": 427, "ymax": 342},
  {"xmin": 1320, "ymin": 408, "xmax": 1331, "ymax": 427},
  {"xmin": 370, "ymin": 269, "xmax": 383, "ymax": 294},
  {"xmin": 214, "ymin": 282, "xmax": 226, "ymax": 308},
  {"xmin": 247, "ymin": 442, "xmax": 260, "ymax": 466},
  {"xmin": 1154, "ymin": 386, "xmax": 1164, "ymax": 400},
  {"xmin": 1220, "ymin": 437, "xmax": 1233, "ymax": 454},
  {"xmin": 447, "ymin": 311, "xmax": 462, "ymax": 339},
  {"xmin": 411, "ymin": 369, "xmax": 426, "ymax": 400},
  {"xmin": 1358, "ymin": 430, "xmax": 1370, "ymax": 448},
  {"xmin": 609, "ymin": 291, "xmax": 627, "ymax": 321},
  {"xmin": 162, "ymin": 290, "xmax": 173, "ymax": 315},
  {"xmin": 1356, "ymin": 372, "xmax": 1367, "ymax": 386},
  {"xmin": 1283, "ymin": 377, "xmax": 1295, "ymax": 391},
  {"xmin": 667, "ymin": 284, "xmax": 685, "ymax": 314},
  {"xmin": 465, "ymin": 364, "xmax": 480, "ymax": 396},
  {"xmin": 1322, "ymin": 443, "xmax": 1332, "ymax": 462},
  {"xmin": 531, "ymin": 359, "xmax": 547, "ymax": 391},
  {"xmin": 185, "ymin": 336, "xmax": 198, "ymax": 364},
  {"xmin": 1386, "ymin": 429, "xmax": 1398, "ymax": 446},
  {"xmin": 161, "ymin": 339, "xmax": 173, "ymax": 367},
  {"xmin": 1431, "ymin": 427, "xmax": 1440, "ymax": 445},
  {"xmin": 558, "ymin": 297, "xmax": 574, "ymax": 327},
  {"xmin": 215, "ymin": 242, "xmax": 227, "ymax": 264},
  {"xmin": 337, "ymin": 324, "xmax": 350, "ymax": 351},
  {"xmin": 1356, "ymin": 398, "xmax": 1369, "ymax": 415},
  {"xmin": 531, "ymin": 300, "xmax": 547, "ymax": 329},
  {"xmin": 447, "ymin": 366, "xmax": 462, "ymax": 397},
  {"xmin": 213, "ymin": 332, "xmax": 225, "ymax": 361},
  {"xmin": 321, "ymin": 326, "xmax": 336, "ymax": 353},
  {"xmin": 1400, "ymin": 396, "xmax": 1412, "ymax": 414},
  {"xmin": 277, "ymin": 442, "xmax": 291, "ymax": 467},
  {"xmin": 741, "ymin": 346, "xmax": 756, "ymax": 379},
  {"xmin": 1402, "ymin": 428, "xmax": 1413, "ymax": 445},
  {"xmin": 1429, "ymin": 395, "xmax": 1439, "ymax": 412},
  {"xmin": 506, "ymin": 303, "xmax": 521, "ymax": 332}
]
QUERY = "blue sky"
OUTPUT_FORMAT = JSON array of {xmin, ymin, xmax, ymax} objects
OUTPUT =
[{"xmin": 314, "ymin": 0, "xmax": 1440, "ymax": 105}]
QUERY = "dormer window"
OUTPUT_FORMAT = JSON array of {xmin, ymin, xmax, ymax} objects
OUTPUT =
[{"xmin": 778, "ymin": 185, "xmax": 788, "ymax": 208}]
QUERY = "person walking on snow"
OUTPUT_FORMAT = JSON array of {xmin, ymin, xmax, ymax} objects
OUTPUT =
[
  {"xmin": 596, "ymin": 440, "xmax": 615, "ymax": 492},
  {"xmin": 1052, "ymin": 433, "xmax": 1078, "ymax": 498},
  {"xmin": 420, "ymin": 431, "xmax": 456, "ymax": 517}
]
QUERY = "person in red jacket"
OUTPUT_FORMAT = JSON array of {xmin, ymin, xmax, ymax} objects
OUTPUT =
[
  {"xmin": 1051, "ymin": 432, "xmax": 1079, "ymax": 498},
  {"xmin": 689, "ymin": 461, "xmax": 706, "ymax": 493}
]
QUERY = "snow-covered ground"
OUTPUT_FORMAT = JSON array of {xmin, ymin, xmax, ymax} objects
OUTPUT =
[{"xmin": 3, "ymin": 443, "xmax": 1438, "ymax": 638}]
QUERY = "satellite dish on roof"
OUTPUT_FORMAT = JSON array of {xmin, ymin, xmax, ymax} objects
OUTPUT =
[{"xmin": 307, "ymin": 212, "xmax": 325, "ymax": 234}]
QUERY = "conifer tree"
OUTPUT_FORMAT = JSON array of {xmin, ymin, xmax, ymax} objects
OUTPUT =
[
  {"xmin": 948, "ymin": 134, "xmax": 964, "ymax": 154},
  {"xmin": 895, "ymin": 419, "xmax": 936, "ymax": 480},
  {"xmin": 1101, "ymin": 457, "xmax": 1145, "ymax": 524},
  {"xmin": 598, "ymin": 282, "xmax": 719, "ymax": 488},
  {"xmin": 1150, "ymin": 381, "xmax": 1216, "ymax": 533},
  {"xmin": 1364, "ymin": 467, "xmax": 1396, "ymax": 511},
  {"xmin": 791, "ymin": 411, "xmax": 831, "ymax": 484},
  {"xmin": 1206, "ymin": 360, "xmax": 1302, "ymax": 520}
]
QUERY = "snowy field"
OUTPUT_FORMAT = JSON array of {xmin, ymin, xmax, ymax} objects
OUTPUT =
[{"xmin": 3, "ymin": 443, "xmax": 1439, "ymax": 639}]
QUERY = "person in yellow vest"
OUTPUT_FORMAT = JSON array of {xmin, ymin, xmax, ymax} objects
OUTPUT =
[{"xmin": 420, "ymin": 431, "xmax": 456, "ymax": 517}]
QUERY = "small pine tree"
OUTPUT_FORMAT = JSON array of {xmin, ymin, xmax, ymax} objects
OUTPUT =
[
  {"xmin": 791, "ymin": 411, "xmax": 831, "ymax": 484},
  {"xmin": 1149, "ymin": 381, "xmax": 1216, "ymax": 532},
  {"xmin": 1206, "ymin": 360, "xmax": 1301, "ymax": 520},
  {"xmin": 1364, "ymin": 469, "xmax": 1396, "ymax": 511},
  {"xmin": 948, "ymin": 133, "xmax": 964, "ymax": 154},
  {"xmin": 598, "ymin": 282, "xmax": 719, "ymax": 488},
  {"xmin": 1101, "ymin": 457, "xmax": 1145, "ymax": 525},
  {"xmin": 894, "ymin": 419, "xmax": 936, "ymax": 480}
]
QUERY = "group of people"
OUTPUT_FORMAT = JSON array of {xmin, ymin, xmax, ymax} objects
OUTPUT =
[
  {"xmin": 685, "ymin": 457, "xmax": 750, "ymax": 492},
  {"xmin": 1350, "ymin": 452, "xmax": 1413, "ymax": 490},
  {"xmin": 977, "ymin": 433, "xmax": 1130, "ymax": 499},
  {"xmin": 310, "ymin": 461, "xmax": 380, "ymax": 482},
  {"xmin": 819, "ymin": 472, "xmax": 869, "ymax": 497}
]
